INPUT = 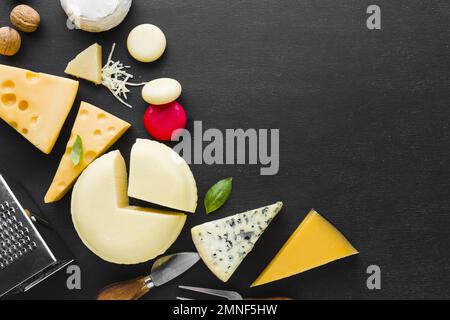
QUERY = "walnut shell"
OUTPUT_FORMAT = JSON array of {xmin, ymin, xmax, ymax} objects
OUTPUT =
[
  {"xmin": 0, "ymin": 27, "xmax": 21, "ymax": 56},
  {"xmin": 10, "ymin": 5, "xmax": 40, "ymax": 33}
]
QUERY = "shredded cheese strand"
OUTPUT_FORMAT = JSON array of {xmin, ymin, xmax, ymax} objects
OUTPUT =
[{"xmin": 102, "ymin": 43, "xmax": 147, "ymax": 109}]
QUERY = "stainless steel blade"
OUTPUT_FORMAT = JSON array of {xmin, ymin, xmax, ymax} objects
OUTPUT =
[{"xmin": 151, "ymin": 252, "xmax": 200, "ymax": 287}]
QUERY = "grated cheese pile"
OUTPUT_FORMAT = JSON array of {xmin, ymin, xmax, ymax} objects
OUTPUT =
[{"xmin": 102, "ymin": 43, "xmax": 146, "ymax": 108}]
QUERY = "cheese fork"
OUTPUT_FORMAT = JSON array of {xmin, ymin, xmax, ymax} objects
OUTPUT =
[{"xmin": 177, "ymin": 285, "xmax": 292, "ymax": 300}]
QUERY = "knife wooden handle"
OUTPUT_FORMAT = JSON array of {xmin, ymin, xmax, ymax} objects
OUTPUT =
[{"xmin": 97, "ymin": 276, "xmax": 151, "ymax": 300}]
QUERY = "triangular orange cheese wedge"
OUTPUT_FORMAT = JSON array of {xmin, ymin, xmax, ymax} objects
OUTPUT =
[
  {"xmin": 45, "ymin": 101, "xmax": 130, "ymax": 203},
  {"xmin": 251, "ymin": 210, "xmax": 358, "ymax": 287}
]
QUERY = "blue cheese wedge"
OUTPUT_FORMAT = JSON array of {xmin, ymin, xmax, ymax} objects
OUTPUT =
[{"xmin": 191, "ymin": 202, "xmax": 283, "ymax": 282}]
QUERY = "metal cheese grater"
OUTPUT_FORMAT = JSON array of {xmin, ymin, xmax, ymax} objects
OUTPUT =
[{"xmin": 0, "ymin": 174, "xmax": 73, "ymax": 298}]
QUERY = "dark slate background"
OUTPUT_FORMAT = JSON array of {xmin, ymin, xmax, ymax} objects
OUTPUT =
[{"xmin": 1, "ymin": 0, "xmax": 449, "ymax": 300}]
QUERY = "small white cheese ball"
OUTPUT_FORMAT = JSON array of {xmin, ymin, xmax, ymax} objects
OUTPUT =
[
  {"xmin": 127, "ymin": 24, "xmax": 166, "ymax": 63},
  {"xmin": 142, "ymin": 78, "xmax": 182, "ymax": 105}
]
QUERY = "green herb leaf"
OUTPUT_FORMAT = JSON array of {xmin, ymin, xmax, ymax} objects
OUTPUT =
[
  {"xmin": 70, "ymin": 135, "xmax": 83, "ymax": 166},
  {"xmin": 204, "ymin": 177, "xmax": 233, "ymax": 214}
]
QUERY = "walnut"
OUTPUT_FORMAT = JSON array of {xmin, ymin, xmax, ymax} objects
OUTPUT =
[
  {"xmin": 10, "ymin": 5, "xmax": 41, "ymax": 33},
  {"xmin": 0, "ymin": 27, "xmax": 21, "ymax": 56}
]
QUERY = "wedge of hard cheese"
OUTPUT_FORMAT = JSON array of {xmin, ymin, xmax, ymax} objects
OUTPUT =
[
  {"xmin": 71, "ymin": 151, "xmax": 186, "ymax": 264},
  {"xmin": 252, "ymin": 210, "xmax": 358, "ymax": 287},
  {"xmin": 192, "ymin": 202, "xmax": 283, "ymax": 282},
  {"xmin": 128, "ymin": 139, "xmax": 198, "ymax": 213},
  {"xmin": 45, "ymin": 101, "xmax": 130, "ymax": 203},
  {"xmin": 0, "ymin": 64, "xmax": 79, "ymax": 154},
  {"xmin": 65, "ymin": 43, "xmax": 102, "ymax": 84}
]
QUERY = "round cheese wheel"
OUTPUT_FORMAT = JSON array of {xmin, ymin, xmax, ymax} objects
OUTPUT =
[
  {"xmin": 127, "ymin": 24, "xmax": 166, "ymax": 62},
  {"xmin": 71, "ymin": 150, "xmax": 186, "ymax": 264},
  {"xmin": 142, "ymin": 78, "xmax": 182, "ymax": 105}
]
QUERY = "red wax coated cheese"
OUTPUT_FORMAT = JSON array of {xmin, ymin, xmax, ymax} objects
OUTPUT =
[{"xmin": 143, "ymin": 101, "xmax": 187, "ymax": 141}]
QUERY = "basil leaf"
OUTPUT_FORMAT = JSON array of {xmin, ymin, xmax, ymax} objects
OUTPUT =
[
  {"xmin": 204, "ymin": 177, "xmax": 233, "ymax": 214},
  {"xmin": 70, "ymin": 135, "xmax": 83, "ymax": 166}
]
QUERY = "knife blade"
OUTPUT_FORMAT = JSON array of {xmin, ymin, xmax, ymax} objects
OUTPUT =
[{"xmin": 151, "ymin": 252, "xmax": 200, "ymax": 287}]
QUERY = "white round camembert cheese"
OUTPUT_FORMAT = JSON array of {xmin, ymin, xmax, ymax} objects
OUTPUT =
[
  {"xmin": 61, "ymin": 0, "xmax": 132, "ymax": 32},
  {"xmin": 142, "ymin": 78, "xmax": 182, "ymax": 105},
  {"xmin": 71, "ymin": 150, "xmax": 186, "ymax": 264},
  {"xmin": 127, "ymin": 24, "xmax": 167, "ymax": 62}
]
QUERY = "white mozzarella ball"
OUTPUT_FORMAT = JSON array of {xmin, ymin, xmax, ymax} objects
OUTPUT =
[
  {"xmin": 127, "ymin": 24, "xmax": 166, "ymax": 63},
  {"xmin": 142, "ymin": 78, "xmax": 182, "ymax": 105}
]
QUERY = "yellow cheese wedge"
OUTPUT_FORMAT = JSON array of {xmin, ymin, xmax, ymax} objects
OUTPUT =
[
  {"xmin": 0, "ymin": 64, "xmax": 79, "ymax": 154},
  {"xmin": 71, "ymin": 150, "xmax": 186, "ymax": 264},
  {"xmin": 65, "ymin": 43, "xmax": 102, "ymax": 85},
  {"xmin": 128, "ymin": 139, "xmax": 198, "ymax": 213},
  {"xmin": 252, "ymin": 210, "xmax": 358, "ymax": 287},
  {"xmin": 45, "ymin": 101, "xmax": 131, "ymax": 203}
]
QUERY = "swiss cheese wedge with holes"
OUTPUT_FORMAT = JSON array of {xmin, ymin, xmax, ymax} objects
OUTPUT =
[
  {"xmin": 71, "ymin": 150, "xmax": 186, "ymax": 264},
  {"xmin": 45, "ymin": 101, "xmax": 130, "ymax": 203},
  {"xmin": 0, "ymin": 64, "xmax": 79, "ymax": 154}
]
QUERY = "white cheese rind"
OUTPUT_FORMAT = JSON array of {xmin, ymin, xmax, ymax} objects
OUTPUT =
[
  {"xmin": 128, "ymin": 139, "xmax": 198, "ymax": 213},
  {"xmin": 191, "ymin": 202, "xmax": 283, "ymax": 282},
  {"xmin": 61, "ymin": 0, "xmax": 132, "ymax": 32},
  {"xmin": 71, "ymin": 150, "xmax": 186, "ymax": 264}
]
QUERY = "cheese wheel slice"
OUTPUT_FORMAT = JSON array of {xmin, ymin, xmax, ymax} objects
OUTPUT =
[
  {"xmin": 191, "ymin": 202, "xmax": 283, "ymax": 282},
  {"xmin": 0, "ymin": 64, "xmax": 78, "ymax": 154},
  {"xmin": 71, "ymin": 150, "xmax": 186, "ymax": 264},
  {"xmin": 45, "ymin": 101, "xmax": 130, "ymax": 203},
  {"xmin": 128, "ymin": 139, "xmax": 197, "ymax": 213},
  {"xmin": 65, "ymin": 43, "xmax": 102, "ymax": 85},
  {"xmin": 251, "ymin": 210, "xmax": 359, "ymax": 287}
]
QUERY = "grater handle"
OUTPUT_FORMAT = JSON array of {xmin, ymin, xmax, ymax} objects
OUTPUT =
[{"xmin": 96, "ymin": 276, "xmax": 152, "ymax": 300}]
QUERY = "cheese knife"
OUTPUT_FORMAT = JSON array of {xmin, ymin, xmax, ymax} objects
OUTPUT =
[
  {"xmin": 97, "ymin": 252, "xmax": 200, "ymax": 300},
  {"xmin": 177, "ymin": 286, "xmax": 292, "ymax": 300}
]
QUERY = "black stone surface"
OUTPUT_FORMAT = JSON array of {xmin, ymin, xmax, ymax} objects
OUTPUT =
[{"xmin": 0, "ymin": 1, "xmax": 449, "ymax": 300}]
